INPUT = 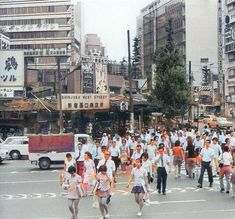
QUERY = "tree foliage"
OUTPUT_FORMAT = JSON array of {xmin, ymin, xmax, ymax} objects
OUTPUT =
[
  {"xmin": 132, "ymin": 37, "xmax": 142, "ymax": 79},
  {"xmin": 201, "ymin": 66, "xmax": 211, "ymax": 86},
  {"xmin": 149, "ymin": 19, "xmax": 191, "ymax": 119}
]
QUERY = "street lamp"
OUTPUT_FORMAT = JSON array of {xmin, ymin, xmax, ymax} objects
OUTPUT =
[{"xmin": 194, "ymin": 98, "xmax": 200, "ymax": 129}]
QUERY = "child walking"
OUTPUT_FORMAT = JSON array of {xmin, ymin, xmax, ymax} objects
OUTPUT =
[
  {"xmin": 96, "ymin": 165, "xmax": 112, "ymax": 219},
  {"xmin": 62, "ymin": 165, "xmax": 82, "ymax": 219}
]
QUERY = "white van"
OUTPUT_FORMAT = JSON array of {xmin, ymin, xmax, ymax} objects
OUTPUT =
[
  {"xmin": 74, "ymin": 134, "xmax": 94, "ymax": 151},
  {"xmin": 0, "ymin": 136, "xmax": 29, "ymax": 160}
]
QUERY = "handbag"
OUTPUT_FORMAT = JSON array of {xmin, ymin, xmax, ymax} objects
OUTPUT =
[{"xmin": 219, "ymin": 153, "xmax": 223, "ymax": 168}]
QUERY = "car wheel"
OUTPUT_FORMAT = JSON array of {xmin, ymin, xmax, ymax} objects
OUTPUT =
[
  {"xmin": 10, "ymin": 150, "xmax": 21, "ymax": 160},
  {"xmin": 39, "ymin": 158, "xmax": 51, "ymax": 170}
]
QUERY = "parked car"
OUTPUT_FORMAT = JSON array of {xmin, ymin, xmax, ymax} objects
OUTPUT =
[
  {"xmin": 203, "ymin": 114, "xmax": 216, "ymax": 124},
  {"xmin": 0, "ymin": 136, "xmax": 29, "ymax": 160},
  {"xmin": 0, "ymin": 148, "xmax": 9, "ymax": 163},
  {"xmin": 216, "ymin": 117, "xmax": 233, "ymax": 129}
]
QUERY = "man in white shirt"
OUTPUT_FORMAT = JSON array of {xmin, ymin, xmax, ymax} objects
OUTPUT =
[
  {"xmin": 100, "ymin": 133, "xmax": 109, "ymax": 147},
  {"xmin": 198, "ymin": 139, "xmax": 214, "ymax": 188},
  {"xmin": 153, "ymin": 146, "xmax": 170, "ymax": 195},
  {"xmin": 74, "ymin": 142, "xmax": 88, "ymax": 176},
  {"xmin": 210, "ymin": 137, "xmax": 222, "ymax": 176}
]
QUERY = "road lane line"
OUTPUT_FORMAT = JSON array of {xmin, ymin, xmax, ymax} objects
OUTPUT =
[{"xmin": 150, "ymin": 199, "xmax": 206, "ymax": 205}]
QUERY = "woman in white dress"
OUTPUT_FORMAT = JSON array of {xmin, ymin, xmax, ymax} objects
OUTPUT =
[{"xmin": 83, "ymin": 152, "xmax": 96, "ymax": 195}]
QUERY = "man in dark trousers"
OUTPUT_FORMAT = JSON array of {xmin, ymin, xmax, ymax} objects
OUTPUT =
[
  {"xmin": 197, "ymin": 139, "xmax": 214, "ymax": 188},
  {"xmin": 153, "ymin": 145, "xmax": 170, "ymax": 195}
]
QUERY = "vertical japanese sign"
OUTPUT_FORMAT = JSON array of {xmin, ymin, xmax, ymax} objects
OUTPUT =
[
  {"xmin": 95, "ymin": 63, "xmax": 108, "ymax": 93},
  {"xmin": 0, "ymin": 50, "xmax": 24, "ymax": 87}
]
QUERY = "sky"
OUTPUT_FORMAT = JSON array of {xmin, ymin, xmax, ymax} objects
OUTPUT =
[{"xmin": 82, "ymin": 0, "xmax": 154, "ymax": 61}]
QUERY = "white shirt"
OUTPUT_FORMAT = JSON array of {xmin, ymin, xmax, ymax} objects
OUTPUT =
[
  {"xmin": 193, "ymin": 139, "xmax": 203, "ymax": 149},
  {"xmin": 200, "ymin": 147, "xmax": 214, "ymax": 162},
  {"xmin": 64, "ymin": 158, "xmax": 76, "ymax": 172},
  {"xmin": 74, "ymin": 145, "xmax": 89, "ymax": 162},
  {"xmin": 131, "ymin": 151, "xmax": 142, "ymax": 160},
  {"xmin": 142, "ymin": 160, "xmax": 152, "ymax": 175},
  {"xmin": 154, "ymin": 154, "xmax": 170, "ymax": 167},
  {"xmin": 210, "ymin": 143, "xmax": 222, "ymax": 158},
  {"xmin": 109, "ymin": 147, "xmax": 120, "ymax": 157},
  {"xmin": 131, "ymin": 167, "xmax": 147, "ymax": 186},
  {"xmin": 100, "ymin": 136, "xmax": 109, "ymax": 147},
  {"xmin": 218, "ymin": 152, "xmax": 233, "ymax": 166},
  {"xmin": 97, "ymin": 158, "xmax": 115, "ymax": 179}
]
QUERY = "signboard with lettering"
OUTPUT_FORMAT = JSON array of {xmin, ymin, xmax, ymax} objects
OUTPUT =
[
  {"xmin": 0, "ymin": 87, "xmax": 25, "ymax": 98},
  {"xmin": 0, "ymin": 50, "xmax": 24, "ymax": 87},
  {"xmin": 60, "ymin": 93, "xmax": 110, "ymax": 111}
]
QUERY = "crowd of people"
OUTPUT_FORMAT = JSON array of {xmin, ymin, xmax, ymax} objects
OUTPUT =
[{"xmin": 60, "ymin": 125, "xmax": 235, "ymax": 219}]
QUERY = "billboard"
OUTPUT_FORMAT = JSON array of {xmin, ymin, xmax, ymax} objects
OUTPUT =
[
  {"xmin": 60, "ymin": 93, "xmax": 110, "ymax": 111},
  {"xmin": 0, "ymin": 50, "xmax": 24, "ymax": 87},
  {"xmin": 95, "ymin": 63, "xmax": 108, "ymax": 93}
]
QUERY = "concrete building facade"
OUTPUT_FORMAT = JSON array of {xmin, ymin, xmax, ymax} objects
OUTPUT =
[
  {"xmin": 0, "ymin": 0, "xmax": 82, "ymax": 91},
  {"xmin": 138, "ymin": 0, "xmax": 218, "ymax": 87},
  {"xmin": 222, "ymin": 0, "xmax": 235, "ymax": 114}
]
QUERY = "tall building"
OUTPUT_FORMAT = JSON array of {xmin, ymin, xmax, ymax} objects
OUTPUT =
[
  {"xmin": 85, "ymin": 34, "xmax": 105, "ymax": 57},
  {"xmin": 0, "ymin": 0, "xmax": 82, "ymax": 91},
  {"xmin": 222, "ymin": 0, "xmax": 235, "ymax": 113},
  {"xmin": 138, "ymin": 0, "xmax": 218, "ymax": 87}
]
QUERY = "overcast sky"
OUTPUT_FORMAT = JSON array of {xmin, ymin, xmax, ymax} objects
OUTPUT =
[{"xmin": 82, "ymin": 0, "xmax": 154, "ymax": 61}]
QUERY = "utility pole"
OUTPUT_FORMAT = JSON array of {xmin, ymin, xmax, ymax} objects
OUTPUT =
[
  {"xmin": 127, "ymin": 30, "xmax": 134, "ymax": 130},
  {"xmin": 188, "ymin": 61, "xmax": 193, "ymax": 122},
  {"xmin": 57, "ymin": 57, "xmax": 63, "ymax": 133}
]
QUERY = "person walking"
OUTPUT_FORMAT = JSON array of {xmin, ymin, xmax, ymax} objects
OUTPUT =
[
  {"xmin": 119, "ymin": 139, "xmax": 129, "ymax": 173},
  {"xmin": 97, "ymin": 151, "xmax": 116, "ymax": 203},
  {"xmin": 197, "ymin": 139, "xmax": 214, "ymax": 188},
  {"xmin": 74, "ymin": 142, "xmax": 88, "ymax": 176},
  {"xmin": 127, "ymin": 158, "xmax": 148, "ymax": 217},
  {"xmin": 185, "ymin": 141, "xmax": 196, "ymax": 178},
  {"xmin": 172, "ymin": 140, "xmax": 184, "ymax": 178},
  {"xmin": 218, "ymin": 146, "xmax": 233, "ymax": 193},
  {"xmin": 109, "ymin": 141, "xmax": 120, "ymax": 173},
  {"xmin": 62, "ymin": 166, "xmax": 83, "ymax": 219},
  {"xmin": 83, "ymin": 152, "xmax": 96, "ymax": 196},
  {"xmin": 153, "ymin": 146, "xmax": 170, "ymax": 195},
  {"xmin": 96, "ymin": 165, "xmax": 112, "ymax": 219},
  {"xmin": 141, "ymin": 152, "xmax": 153, "ymax": 205}
]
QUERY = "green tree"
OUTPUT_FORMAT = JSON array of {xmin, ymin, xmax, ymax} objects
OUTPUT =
[
  {"xmin": 201, "ymin": 66, "xmax": 211, "ymax": 86},
  {"xmin": 132, "ymin": 36, "xmax": 142, "ymax": 79},
  {"xmin": 149, "ymin": 19, "xmax": 191, "ymax": 120}
]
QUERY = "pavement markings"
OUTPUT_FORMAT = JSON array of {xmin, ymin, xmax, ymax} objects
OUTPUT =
[{"xmin": 149, "ymin": 199, "xmax": 206, "ymax": 205}]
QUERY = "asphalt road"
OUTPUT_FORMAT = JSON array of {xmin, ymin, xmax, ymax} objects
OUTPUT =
[{"xmin": 0, "ymin": 160, "xmax": 235, "ymax": 219}]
